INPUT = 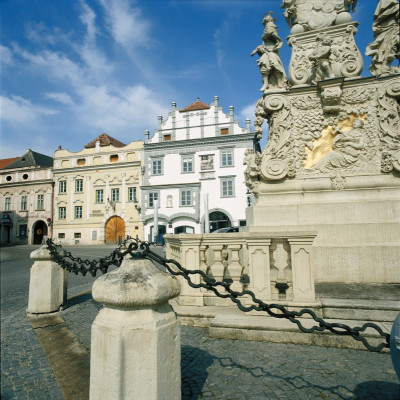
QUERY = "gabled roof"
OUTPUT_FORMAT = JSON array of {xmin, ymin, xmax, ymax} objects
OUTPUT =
[
  {"xmin": 84, "ymin": 133, "xmax": 126, "ymax": 149},
  {"xmin": 0, "ymin": 157, "xmax": 19, "ymax": 170},
  {"xmin": 179, "ymin": 98, "xmax": 211, "ymax": 113},
  {"xmin": 4, "ymin": 150, "xmax": 53, "ymax": 169}
]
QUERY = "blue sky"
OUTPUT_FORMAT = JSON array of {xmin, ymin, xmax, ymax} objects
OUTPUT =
[{"xmin": 1, "ymin": 0, "xmax": 379, "ymax": 158}]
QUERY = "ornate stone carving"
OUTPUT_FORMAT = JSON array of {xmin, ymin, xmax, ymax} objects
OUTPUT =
[
  {"xmin": 281, "ymin": 0, "xmax": 357, "ymax": 34},
  {"xmin": 377, "ymin": 79, "xmax": 400, "ymax": 172},
  {"xmin": 243, "ymin": 148, "xmax": 262, "ymax": 191},
  {"xmin": 251, "ymin": 12, "xmax": 288, "ymax": 93},
  {"xmin": 366, "ymin": 0, "xmax": 400, "ymax": 77},
  {"xmin": 288, "ymin": 23, "xmax": 363, "ymax": 86}
]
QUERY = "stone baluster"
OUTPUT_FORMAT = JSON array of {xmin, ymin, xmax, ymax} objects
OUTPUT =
[
  {"xmin": 226, "ymin": 243, "xmax": 243, "ymax": 292},
  {"xmin": 89, "ymin": 257, "xmax": 181, "ymax": 400},
  {"xmin": 27, "ymin": 243, "xmax": 67, "ymax": 314},
  {"xmin": 209, "ymin": 244, "xmax": 225, "ymax": 281}
]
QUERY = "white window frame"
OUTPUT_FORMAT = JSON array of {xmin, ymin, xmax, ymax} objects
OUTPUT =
[
  {"xmin": 221, "ymin": 178, "xmax": 235, "ymax": 197},
  {"xmin": 59, "ymin": 207, "xmax": 66, "ymax": 219},
  {"xmin": 180, "ymin": 190, "xmax": 192, "ymax": 207},
  {"xmin": 182, "ymin": 156, "xmax": 194, "ymax": 173},
  {"xmin": 111, "ymin": 188, "xmax": 120, "ymax": 202},
  {"xmin": 152, "ymin": 159, "xmax": 163, "ymax": 175},
  {"xmin": 59, "ymin": 180, "xmax": 67, "ymax": 194},
  {"xmin": 20, "ymin": 195, "xmax": 27, "ymax": 211},
  {"xmin": 37, "ymin": 194, "xmax": 44, "ymax": 210},
  {"xmin": 4, "ymin": 197, "xmax": 11, "ymax": 211},
  {"xmin": 96, "ymin": 189, "xmax": 104, "ymax": 203},
  {"xmin": 128, "ymin": 187, "xmax": 137, "ymax": 202},
  {"xmin": 75, "ymin": 206, "xmax": 82, "ymax": 219},
  {"xmin": 220, "ymin": 150, "xmax": 234, "ymax": 167},
  {"xmin": 148, "ymin": 192, "xmax": 159, "ymax": 208},
  {"xmin": 75, "ymin": 179, "xmax": 83, "ymax": 192}
]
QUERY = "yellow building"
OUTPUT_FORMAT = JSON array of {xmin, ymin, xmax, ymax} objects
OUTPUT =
[{"xmin": 53, "ymin": 134, "xmax": 144, "ymax": 244}]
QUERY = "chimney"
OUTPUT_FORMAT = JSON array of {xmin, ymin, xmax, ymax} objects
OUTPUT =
[
  {"xmin": 246, "ymin": 118, "xmax": 251, "ymax": 132},
  {"xmin": 214, "ymin": 96, "xmax": 219, "ymax": 106},
  {"xmin": 229, "ymin": 105, "xmax": 234, "ymax": 122},
  {"xmin": 95, "ymin": 140, "xmax": 100, "ymax": 153},
  {"xmin": 144, "ymin": 130, "xmax": 150, "ymax": 143},
  {"xmin": 158, "ymin": 115, "xmax": 163, "ymax": 130}
]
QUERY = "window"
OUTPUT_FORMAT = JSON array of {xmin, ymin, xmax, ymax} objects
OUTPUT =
[
  {"xmin": 96, "ymin": 190, "xmax": 104, "ymax": 203},
  {"xmin": 4, "ymin": 197, "xmax": 11, "ymax": 211},
  {"xmin": 220, "ymin": 128, "xmax": 229, "ymax": 135},
  {"xmin": 19, "ymin": 224, "xmax": 27, "ymax": 237},
  {"xmin": 74, "ymin": 232, "xmax": 81, "ymax": 239},
  {"xmin": 110, "ymin": 154, "xmax": 119, "ymax": 162},
  {"xmin": 6, "ymin": 176, "xmax": 12, "ymax": 181},
  {"xmin": 75, "ymin": 206, "xmax": 82, "ymax": 219},
  {"xmin": 37, "ymin": 194, "xmax": 44, "ymax": 210},
  {"xmin": 111, "ymin": 188, "xmax": 120, "ymax": 202},
  {"xmin": 75, "ymin": 179, "xmax": 83, "ymax": 192},
  {"xmin": 148, "ymin": 192, "xmax": 158, "ymax": 208},
  {"xmin": 221, "ymin": 150, "xmax": 233, "ymax": 167},
  {"xmin": 152, "ymin": 159, "xmax": 163, "ymax": 175},
  {"xmin": 58, "ymin": 233, "xmax": 65, "ymax": 239},
  {"xmin": 20, "ymin": 195, "xmax": 27, "ymax": 211},
  {"xmin": 59, "ymin": 207, "xmax": 66, "ymax": 219},
  {"xmin": 59, "ymin": 180, "xmax": 67, "ymax": 193},
  {"xmin": 182, "ymin": 156, "xmax": 194, "ymax": 173},
  {"xmin": 180, "ymin": 190, "xmax": 192, "ymax": 206},
  {"xmin": 164, "ymin": 134, "xmax": 171, "ymax": 141},
  {"xmin": 128, "ymin": 187, "xmax": 137, "ymax": 202},
  {"xmin": 221, "ymin": 179, "xmax": 235, "ymax": 197},
  {"xmin": 77, "ymin": 158, "xmax": 86, "ymax": 166},
  {"xmin": 22, "ymin": 174, "xmax": 28, "ymax": 180}
]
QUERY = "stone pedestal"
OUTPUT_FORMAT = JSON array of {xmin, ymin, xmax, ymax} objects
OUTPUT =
[
  {"xmin": 27, "ymin": 245, "xmax": 67, "ymax": 314},
  {"xmin": 89, "ymin": 258, "xmax": 181, "ymax": 400}
]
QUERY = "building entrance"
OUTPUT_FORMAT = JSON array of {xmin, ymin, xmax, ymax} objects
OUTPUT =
[
  {"xmin": 209, "ymin": 211, "xmax": 231, "ymax": 232},
  {"xmin": 105, "ymin": 216, "xmax": 125, "ymax": 244},
  {"xmin": 32, "ymin": 220, "xmax": 47, "ymax": 244}
]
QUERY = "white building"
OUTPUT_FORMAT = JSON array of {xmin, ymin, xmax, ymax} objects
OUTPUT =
[{"xmin": 141, "ymin": 97, "xmax": 254, "ymax": 242}]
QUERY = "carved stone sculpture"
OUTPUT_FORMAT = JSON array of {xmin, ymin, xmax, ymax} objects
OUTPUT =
[
  {"xmin": 308, "ymin": 34, "xmax": 335, "ymax": 84},
  {"xmin": 366, "ymin": 0, "xmax": 400, "ymax": 77},
  {"xmin": 312, "ymin": 118, "xmax": 366, "ymax": 173},
  {"xmin": 251, "ymin": 12, "xmax": 287, "ymax": 93},
  {"xmin": 281, "ymin": 0, "xmax": 357, "ymax": 34},
  {"xmin": 243, "ymin": 148, "xmax": 262, "ymax": 191}
]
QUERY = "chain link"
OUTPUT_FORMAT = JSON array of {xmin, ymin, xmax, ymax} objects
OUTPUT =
[{"xmin": 45, "ymin": 237, "xmax": 390, "ymax": 352}]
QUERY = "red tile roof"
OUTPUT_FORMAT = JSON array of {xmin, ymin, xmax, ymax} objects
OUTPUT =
[
  {"xmin": 0, "ymin": 157, "xmax": 18, "ymax": 169},
  {"xmin": 179, "ymin": 98, "xmax": 210, "ymax": 113},
  {"xmin": 84, "ymin": 133, "xmax": 126, "ymax": 149}
]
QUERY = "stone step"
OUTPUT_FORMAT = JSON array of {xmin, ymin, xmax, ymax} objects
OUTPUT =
[
  {"xmin": 321, "ymin": 298, "xmax": 400, "ymax": 322},
  {"xmin": 209, "ymin": 314, "xmax": 392, "ymax": 352}
]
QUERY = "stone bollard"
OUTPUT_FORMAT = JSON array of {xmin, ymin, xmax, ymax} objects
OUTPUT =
[
  {"xmin": 27, "ymin": 244, "xmax": 68, "ymax": 314},
  {"xmin": 89, "ymin": 257, "xmax": 181, "ymax": 400}
]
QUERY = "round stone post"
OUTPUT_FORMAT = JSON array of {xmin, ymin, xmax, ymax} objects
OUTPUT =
[
  {"xmin": 27, "ymin": 244, "xmax": 68, "ymax": 314},
  {"xmin": 89, "ymin": 257, "xmax": 181, "ymax": 400}
]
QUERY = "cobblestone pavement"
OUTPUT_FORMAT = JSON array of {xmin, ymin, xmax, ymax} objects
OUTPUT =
[
  {"xmin": 62, "ymin": 293, "xmax": 400, "ymax": 400},
  {"xmin": 2, "ymin": 245, "xmax": 400, "ymax": 399}
]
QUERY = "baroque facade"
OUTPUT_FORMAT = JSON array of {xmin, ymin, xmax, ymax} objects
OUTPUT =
[
  {"xmin": 0, "ymin": 150, "xmax": 53, "ymax": 245},
  {"xmin": 52, "ymin": 134, "xmax": 144, "ymax": 245},
  {"xmin": 141, "ymin": 98, "xmax": 253, "ymax": 242}
]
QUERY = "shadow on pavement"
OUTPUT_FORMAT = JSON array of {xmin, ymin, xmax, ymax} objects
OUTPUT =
[
  {"xmin": 181, "ymin": 345, "xmax": 213, "ymax": 399},
  {"xmin": 352, "ymin": 381, "xmax": 400, "ymax": 400}
]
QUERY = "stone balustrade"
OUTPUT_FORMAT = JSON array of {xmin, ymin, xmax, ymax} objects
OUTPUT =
[{"xmin": 165, "ymin": 231, "xmax": 317, "ymax": 308}]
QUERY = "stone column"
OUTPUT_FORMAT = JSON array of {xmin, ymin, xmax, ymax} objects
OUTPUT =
[
  {"xmin": 27, "ymin": 244, "xmax": 67, "ymax": 314},
  {"xmin": 89, "ymin": 258, "xmax": 181, "ymax": 400},
  {"xmin": 287, "ymin": 236, "xmax": 317, "ymax": 302},
  {"xmin": 226, "ymin": 243, "xmax": 243, "ymax": 292},
  {"xmin": 246, "ymin": 238, "xmax": 272, "ymax": 303}
]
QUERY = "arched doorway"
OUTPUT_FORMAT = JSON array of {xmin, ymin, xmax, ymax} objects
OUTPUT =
[
  {"xmin": 209, "ymin": 211, "xmax": 231, "ymax": 232},
  {"xmin": 105, "ymin": 216, "xmax": 125, "ymax": 244},
  {"xmin": 32, "ymin": 220, "xmax": 47, "ymax": 244}
]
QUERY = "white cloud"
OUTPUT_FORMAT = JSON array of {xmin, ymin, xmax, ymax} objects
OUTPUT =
[
  {"xmin": 45, "ymin": 92, "xmax": 74, "ymax": 105},
  {"xmin": 239, "ymin": 102, "xmax": 256, "ymax": 123},
  {"xmin": 0, "ymin": 45, "xmax": 13, "ymax": 65},
  {"xmin": 100, "ymin": 0, "xmax": 151, "ymax": 51},
  {"xmin": 1, "ymin": 95, "xmax": 58, "ymax": 126}
]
